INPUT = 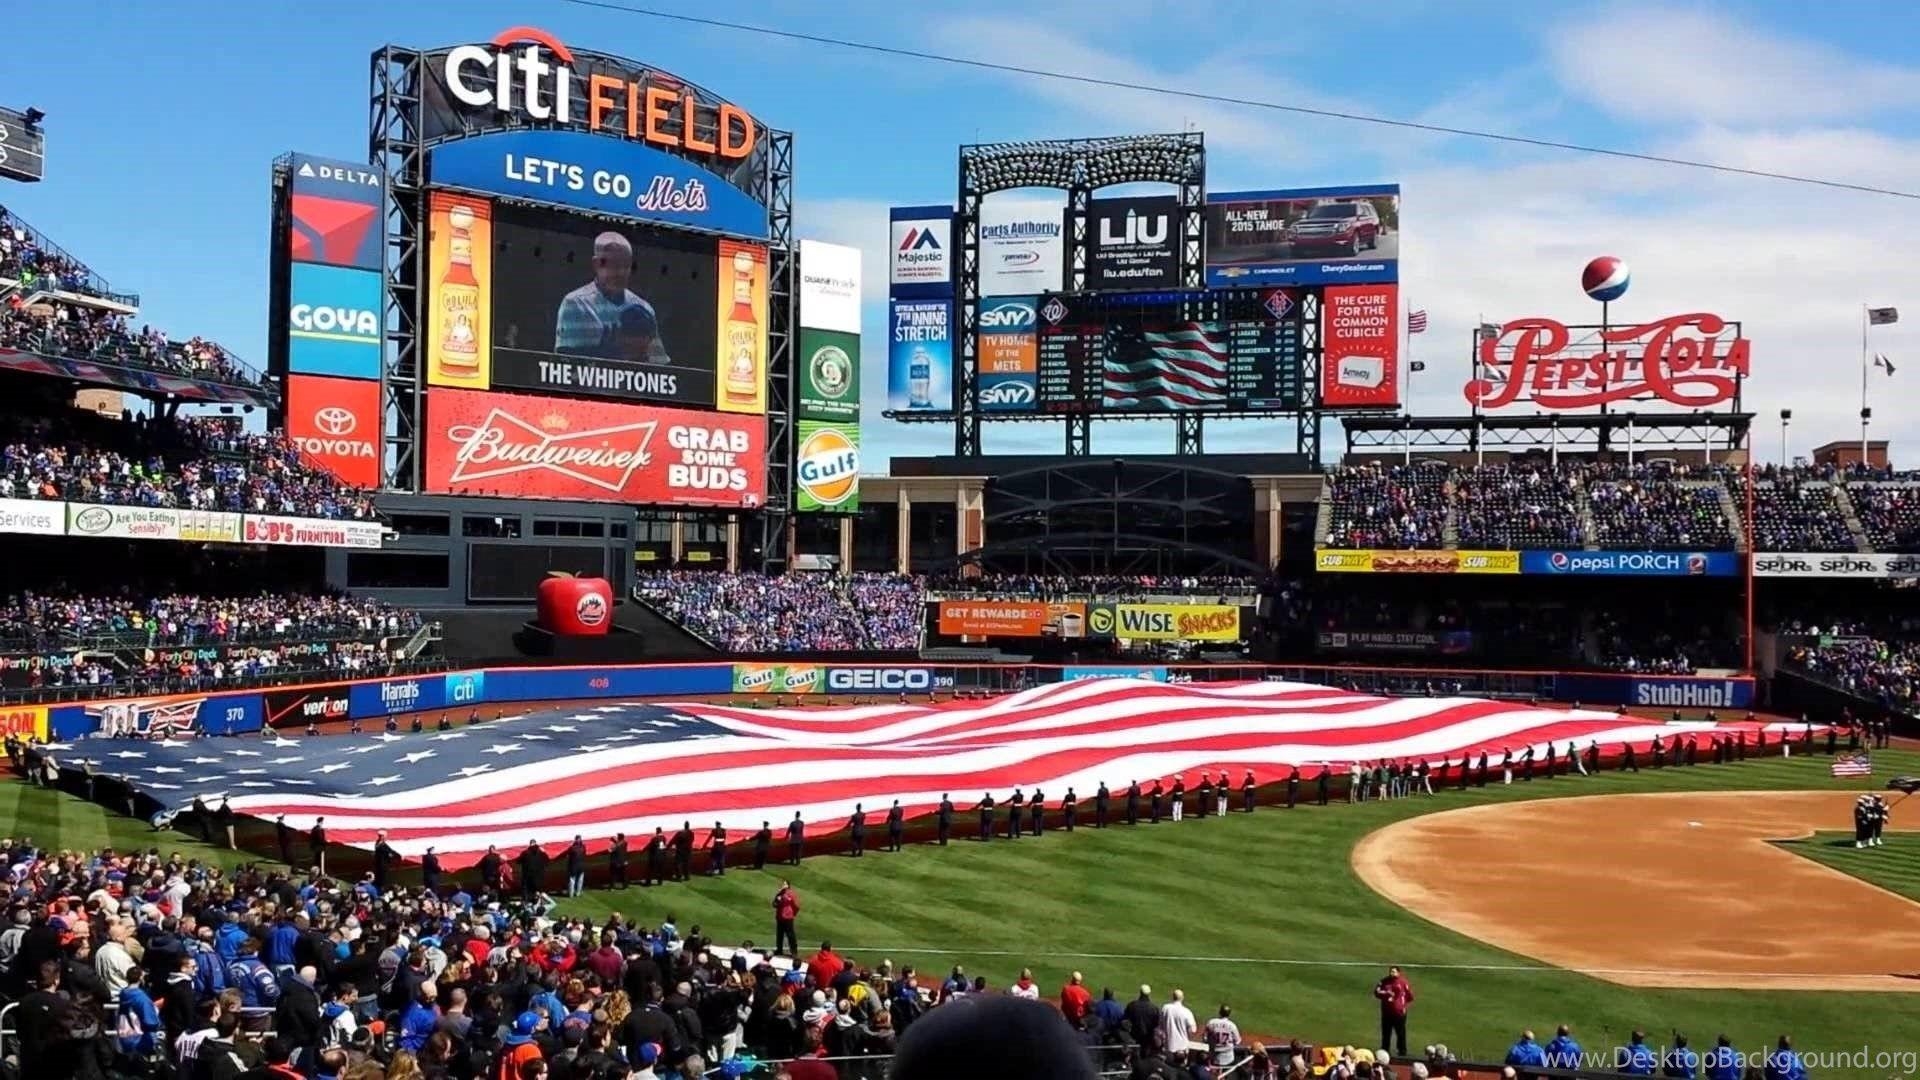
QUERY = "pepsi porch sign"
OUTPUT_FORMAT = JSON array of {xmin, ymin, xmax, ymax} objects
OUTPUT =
[{"xmin": 1520, "ymin": 550, "xmax": 1739, "ymax": 577}]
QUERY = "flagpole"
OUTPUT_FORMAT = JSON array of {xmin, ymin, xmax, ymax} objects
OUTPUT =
[
  {"xmin": 1861, "ymin": 305, "xmax": 1870, "ymax": 465},
  {"xmin": 1403, "ymin": 305, "xmax": 1414, "ymax": 408}
]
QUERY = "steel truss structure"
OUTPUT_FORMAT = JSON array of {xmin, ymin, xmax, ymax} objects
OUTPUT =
[
  {"xmin": 368, "ymin": 44, "xmax": 796, "ymax": 567},
  {"xmin": 1343, "ymin": 411, "xmax": 1753, "ymax": 460}
]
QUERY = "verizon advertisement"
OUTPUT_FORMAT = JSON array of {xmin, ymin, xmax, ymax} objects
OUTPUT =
[
  {"xmin": 424, "ymin": 388, "xmax": 766, "ymax": 508},
  {"xmin": 1078, "ymin": 196, "xmax": 1179, "ymax": 290},
  {"xmin": 285, "ymin": 374, "xmax": 383, "ymax": 487},
  {"xmin": 1320, "ymin": 285, "xmax": 1400, "ymax": 409}
]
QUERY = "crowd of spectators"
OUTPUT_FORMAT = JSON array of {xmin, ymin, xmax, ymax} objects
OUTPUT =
[
  {"xmin": 1848, "ymin": 483, "xmax": 1920, "ymax": 553},
  {"xmin": 0, "ymin": 409, "xmax": 376, "ymax": 520},
  {"xmin": 1451, "ymin": 465, "xmax": 1582, "ymax": 551},
  {"xmin": 637, "ymin": 572, "xmax": 925, "ymax": 652},
  {"xmin": 1586, "ymin": 469, "xmax": 1733, "ymax": 552},
  {"xmin": 929, "ymin": 575, "xmax": 1263, "ymax": 599},
  {"xmin": 0, "ymin": 590, "xmax": 418, "ymax": 650},
  {"xmin": 0, "ymin": 206, "xmax": 109, "ymax": 298},
  {"xmin": 1737, "ymin": 476, "xmax": 1858, "ymax": 554},
  {"xmin": 1788, "ymin": 632, "xmax": 1920, "ymax": 719},
  {"xmin": 1324, "ymin": 464, "xmax": 1448, "ymax": 550}
]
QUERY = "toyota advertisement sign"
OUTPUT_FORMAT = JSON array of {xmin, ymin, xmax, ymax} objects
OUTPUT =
[
  {"xmin": 285, "ymin": 374, "xmax": 382, "ymax": 487},
  {"xmin": 424, "ymin": 387, "xmax": 766, "ymax": 507}
]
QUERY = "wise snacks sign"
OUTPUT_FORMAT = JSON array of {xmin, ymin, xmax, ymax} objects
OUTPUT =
[{"xmin": 1468, "ymin": 313, "xmax": 1748, "ymax": 412}]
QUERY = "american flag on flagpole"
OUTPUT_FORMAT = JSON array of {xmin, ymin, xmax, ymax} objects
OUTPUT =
[
  {"xmin": 49, "ymin": 680, "xmax": 1819, "ymax": 869},
  {"xmin": 1407, "ymin": 309, "xmax": 1429, "ymax": 334},
  {"xmin": 1832, "ymin": 751, "xmax": 1873, "ymax": 778}
]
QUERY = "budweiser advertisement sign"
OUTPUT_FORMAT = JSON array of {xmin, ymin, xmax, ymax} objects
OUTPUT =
[
  {"xmin": 1466, "ymin": 312, "xmax": 1748, "ymax": 411},
  {"xmin": 425, "ymin": 388, "xmax": 766, "ymax": 507}
]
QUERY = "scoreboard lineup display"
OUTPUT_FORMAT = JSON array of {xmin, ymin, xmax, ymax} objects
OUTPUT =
[{"xmin": 1034, "ymin": 289, "xmax": 1303, "ymax": 413}]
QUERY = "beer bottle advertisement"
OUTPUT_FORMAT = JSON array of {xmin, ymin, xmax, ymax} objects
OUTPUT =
[
  {"xmin": 714, "ymin": 240, "xmax": 768, "ymax": 415},
  {"xmin": 426, "ymin": 192, "xmax": 495, "ymax": 389}
]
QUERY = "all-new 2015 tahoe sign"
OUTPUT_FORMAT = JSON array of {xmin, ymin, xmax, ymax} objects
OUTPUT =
[{"xmin": 442, "ymin": 27, "xmax": 758, "ymax": 163}]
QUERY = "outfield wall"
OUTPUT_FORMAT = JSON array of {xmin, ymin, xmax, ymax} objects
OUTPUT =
[{"xmin": 21, "ymin": 663, "xmax": 1756, "ymax": 742}]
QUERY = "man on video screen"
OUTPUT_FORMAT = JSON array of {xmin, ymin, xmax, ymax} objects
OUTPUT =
[{"xmin": 554, "ymin": 231, "xmax": 670, "ymax": 363}]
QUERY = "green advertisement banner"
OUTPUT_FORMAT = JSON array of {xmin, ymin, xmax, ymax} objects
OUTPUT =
[
  {"xmin": 796, "ymin": 420, "xmax": 861, "ymax": 513},
  {"xmin": 731, "ymin": 663, "xmax": 823, "ymax": 694},
  {"xmin": 797, "ymin": 328, "xmax": 861, "ymax": 423}
]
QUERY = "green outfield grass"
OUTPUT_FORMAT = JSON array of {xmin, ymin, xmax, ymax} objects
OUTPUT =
[
  {"xmin": 1775, "ymin": 827, "xmax": 1920, "ymax": 904},
  {"xmin": 4, "ymin": 751, "xmax": 1916, "ymax": 1073}
]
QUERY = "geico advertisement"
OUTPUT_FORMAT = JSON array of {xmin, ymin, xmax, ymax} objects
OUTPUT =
[{"xmin": 425, "ymin": 388, "xmax": 766, "ymax": 507}]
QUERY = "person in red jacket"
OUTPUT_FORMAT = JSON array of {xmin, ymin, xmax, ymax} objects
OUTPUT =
[
  {"xmin": 808, "ymin": 941, "xmax": 845, "ymax": 988},
  {"xmin": 1373, "ymin": 965, "xmax": 1413, "ymax": 1058},
  {"xmin": 1060, "ymin": 971, "xmax": 1093, "ymax": 1026},
  {"xmin": 773, "ymin": 881, "xmax": 801, "ymax": 958}
]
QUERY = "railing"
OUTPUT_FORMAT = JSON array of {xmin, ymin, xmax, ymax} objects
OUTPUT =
[
  {"xmin": 0, "ymin": 205, "xmax": 138, "ymax": 306},
  {"xmin": 0, "ymin": 655, "xmax": 450, "ymax": 706},
  {"xmin": 14, "ymin": 325, "xmax": 265, "ymax": 390}
]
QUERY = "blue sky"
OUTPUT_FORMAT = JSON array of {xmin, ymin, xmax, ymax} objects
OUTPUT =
[{"xmin": 6, "ymin": 0, "xmax": 1920, "ymax": 465}]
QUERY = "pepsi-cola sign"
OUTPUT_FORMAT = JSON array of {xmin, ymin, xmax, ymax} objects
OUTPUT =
[{"xmin": 1468, "ymin": 313, "xmax": 1748, "ymax": 412}]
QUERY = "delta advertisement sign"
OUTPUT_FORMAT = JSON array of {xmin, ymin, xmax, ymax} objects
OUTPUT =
[
  {"xmin": 424, "ymin": 387, "xmax": 766, "ymax": 507},
  {"xmin": 286, "ymin": 153, "xmax": 382, "ymax": 271}
]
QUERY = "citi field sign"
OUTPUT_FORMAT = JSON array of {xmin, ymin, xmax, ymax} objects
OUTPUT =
[{"xmin": 438, "ymin": 27, "xmax": 759, "ymax": 164}]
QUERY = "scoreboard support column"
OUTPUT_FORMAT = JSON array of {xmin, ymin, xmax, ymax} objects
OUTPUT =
[
  {"xmin": 1177, "ymin": 414, "xmax": 1205, "ymax": 456},
  {"xmin": 1065, "ymin": 414, "xmax": 1092, "ymax": 456}
]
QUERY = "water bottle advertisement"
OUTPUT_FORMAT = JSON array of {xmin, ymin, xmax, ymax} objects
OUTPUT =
[{"xmin": 887, "ymin": 299, "xmax": 954, "ymax": 412}]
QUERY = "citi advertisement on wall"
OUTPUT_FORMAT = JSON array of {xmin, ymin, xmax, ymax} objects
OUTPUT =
[
  {"xmin": 288, "ymin": 263, "xmax": 383, "ymax": 380},
  {"xmin": 287, "ymin": 154, "xmax": 383, "ymax": 271},
  {"xmin": 424, "ymin": 387, "xmax": 766, "ymax": 507},
  {"xmin": 1320, "ymin": 284, "xmax": 1400, "ymax": 409},
  {"xmin": 889, "ymin": 206, "xmax": 952, "ymax": 298},
  {"xmin": 428, "ymin": 129, "xmax": 769, "ymax": 239},
  {"xmin": 285, "ymin": 374, "xmax": 383, "ymax": 487},
  {"xmin": 795, "ymin": 421, "xmax": 860, "ymax": 513},
  {"xmin": 887, "ymin": 299, "xmax": 953, "ymax": 412}
]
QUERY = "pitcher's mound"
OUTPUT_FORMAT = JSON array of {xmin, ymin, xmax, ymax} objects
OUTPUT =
[{"xmin": 1352, "ymin": 791, "xmax": 1920, "ymax": 992}]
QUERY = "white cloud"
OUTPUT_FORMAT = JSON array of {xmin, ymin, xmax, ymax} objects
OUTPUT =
[{"xmin": 1549, "ymin": 8, "xmax": 1920, "ymax": 126}]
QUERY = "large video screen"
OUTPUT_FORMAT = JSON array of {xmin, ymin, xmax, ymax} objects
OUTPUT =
[
  {"xmin": 488, "ymin": 203, "xmax": 740, "ymax": 410},
  {"xmin": 1034, "ymin": 290, "xmax": 1302, "ymax": 413}
]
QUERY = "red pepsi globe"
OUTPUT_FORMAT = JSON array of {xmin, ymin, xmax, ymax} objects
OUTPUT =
[{"xmin": 1582, "ymin": 256, "xmax": 1630, "ymax": 302}]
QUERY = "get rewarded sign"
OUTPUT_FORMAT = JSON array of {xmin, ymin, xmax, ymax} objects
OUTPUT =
[
  {"xmin": 425, "ymin": 387, "xmax": 766, "ymax": 508},
  {"xmin": 1321, "ymin": 285, "xmax": 1400, "ymax": 408},
  {"xmin": 1468, "ymin": 313, "xmax": 1748, "ymax": 411}
]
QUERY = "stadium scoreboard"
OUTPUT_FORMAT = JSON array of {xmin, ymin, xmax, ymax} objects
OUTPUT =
[{"xmin": 1035, "ymin": 289, "xmax": 1302, "ymax": 413}]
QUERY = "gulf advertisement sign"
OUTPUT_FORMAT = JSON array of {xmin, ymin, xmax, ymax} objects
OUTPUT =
[
  {"xmin": 795, "ymin": 421, "xmax": 860, "ymax": 513},
  {"xmin": 1321, "ymin": 284, "xmax": 1400, "ymax": 409},
  {"xmin": 285, "ymin": 374, "xmax": 382, "ymax": 487},
  {"xmin": 424, "ymin": 387, "xmax": 765, "ymax": 508}
]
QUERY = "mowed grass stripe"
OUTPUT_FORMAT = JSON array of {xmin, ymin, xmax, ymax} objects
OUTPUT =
[
  {"xmin": 1776, "ymin": 831, "xmax": 1920, "ymax": 903},
  {"xmin": 6, "ymin": 749, "xmax": 1918, "ymax": 1069}
]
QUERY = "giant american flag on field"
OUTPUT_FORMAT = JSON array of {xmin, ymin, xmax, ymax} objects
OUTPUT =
[{"xmin": 50, "ymin": 679, "xmax": 1805, "ymax": 869}]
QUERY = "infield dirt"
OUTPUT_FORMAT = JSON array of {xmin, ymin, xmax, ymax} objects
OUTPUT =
[{"xmin": 1352, "ymin": 791, "xmax": 1920, "ymax": 992}]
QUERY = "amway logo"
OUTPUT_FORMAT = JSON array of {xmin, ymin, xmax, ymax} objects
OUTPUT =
[{"xmin": 447, "ymin": 409, "xmax": 658, "ymax": 493}]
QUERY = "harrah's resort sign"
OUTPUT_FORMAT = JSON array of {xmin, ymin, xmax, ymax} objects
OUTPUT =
[
  {"xmin": 1466, "ymin": 313, "xmax": 1749, "ymax": 412},
  {"xmin": 441, "ymin": 27, "xmax": 758, "ymax": 162}
]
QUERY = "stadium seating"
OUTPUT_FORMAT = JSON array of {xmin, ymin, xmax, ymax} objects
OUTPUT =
[
  {"xmin": 1848, "ymin": 483, "xmax": 1920, "ymax": 553},
  {"xmin": 1585, "ymin": 464, "xmax": 1735, "ymax": 551},
  {"xmin": 636, "ymin": 570, "xmax": 925, "ymax": 651},
  {"xmin": 929, "ymin": 574, "xmax": 1263, "ymax": 599},
  {"xmin": 1452, "ymin": 464, "xmax": 1581, "ymax": 550},
  {"xmin": 0, "ymin": 205, "xmax": 122, "ymax": 302},
  {"xmin": 1738, "ymin": 475, "xmax": 1859, "ymax": 553},
  {"xmin": 1324, "ymin": 463, "xmax": 1448, "ymax": 549},
  {"xmin": 1788, "ymin": 633, "xmax": 1920, "ymax": 716},
  {"xmin": 0, "ymin": 408, "xmax": 375, "ymax": 519}
]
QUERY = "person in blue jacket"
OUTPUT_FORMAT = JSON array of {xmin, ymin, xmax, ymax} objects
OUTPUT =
[
  {"xmin": 1506, "ymin": 1030, "xmax": 1547, "ymax": 1070},
  {"xmin": 115, "ymin": 968, "xmax": 162, "ymax": 1059},
  {"xmin": 1662, "ymin": 1033, "xmax": 1700, "ymax": 1079},
  {"xmin": 1545, "ymin": 1025, "xmax": 1583, "ymax": 1070},
  {"xmin": 397, "ymin": 979, "xmax": 441, "ymax": 1054},
  {"xmin": 227, "ymin": 938, "xmax": 281, "ymax": 1008},
  {"xmin": 1704, "ymin": 1035, "xmax": 1741, "ymax": 1080},
  {"xmin": 214, "ymin": 914, "xmax": 249, "ymax": 964},
  {"xmin": 1764, "ymin": 1036, "xmax": 1807, "ymax": 1080},
  {"xmin": 1619, "ymin": 1031, "xmax": 1658, "ymax": 1075}
]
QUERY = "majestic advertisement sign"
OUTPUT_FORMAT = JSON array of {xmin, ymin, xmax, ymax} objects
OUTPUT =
[
  {"xmin": 424, "ymin": 387, "xmax": 766, "ymax": 507},
  {"xmin": 0, "ymin": 107, "xmax": 47, "ymax": 185},
  {"xmin": 285, "ymin": 374, "xmax": 382, "ymax": 487},
  {"xmin": 1753, "ymin": 553, "xmax": 1920, "ymax": 579},
  {"xmin": 67, "ymin": 505, "xmax": 244, "ymax": 544},
  {"xmin": 1520, "ymin": 550, "xmax": 1739, "ymax": 577},
  {"xmin": 1468, "ymin": 314, "xmax": 1749, "ymax": 412},
  {"xmin": 428, "ymin": 129, "xmax": 768, "ymax": 239},
  {"xmin": 1321, "ymin": 285, "xmax": 1400, "ymax": 409},
  {"xmin": 887, "ymin": 299, "xmax": 953, "ymax": 412},
  {"xmin": 1205, "ymin": 185, "xmax": 1400, "ymax": 287},
  {"xmin": 978, "ymin": 296, "xmax": 1038, "ymax": 412},
  {"xmin": 1314, "ymin": 550, "xmax": 1521, "ymax": 574},
  {"xmin": 714, "ymin": 240, "xmax": 769, "ymax": 415},
  {"xmin": 795, "ymin": 421, "xmax": 861, "ymax": 513},
  {"xmin": 264, "ymin": 683, "xmax": 351, "ymax": 728},
  {"xmin": 936, "ymin": 601, "xmax": 1087, "ymax": 638},
  {"xmin": 425, "ymin": 192, "xmax": 494, "ymax": 390},
  {"xmin": 979, "ymin": 207, "xmax": 1063, "ymax": 297},
  {"xmin": 286, "ymin": 153, "xmax": 382, "ymax": 271},
  {"xmin": 889, "ymin": 206, "xmax": 952, "ymax": 298},
  {"xmin": 429, "ymin": 27, "xmax": 763, "ymax": 192},
  {"xmin": 797, "ymin": 329, "xmax": 860, "ymax": 423},
  {"xmin": 798, "ymin": 240, "xmax": 862, "ymax": 335},
  {"xmin": 288, "ymin": 263, "xmax": 383, "ymax": 380},
  {"xmin": 1081, "ymin": 196, "xmax": 1179, "ymax": 290},
  {"xmin": 1085, "ymin": 603, "xmax": 1242, "ymax": 643}
]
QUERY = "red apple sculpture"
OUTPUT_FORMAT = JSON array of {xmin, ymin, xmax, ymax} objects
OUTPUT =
[{"xmin": 536, "ymin": 572, "xmax": 613, "ymax": 636}]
